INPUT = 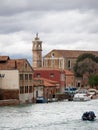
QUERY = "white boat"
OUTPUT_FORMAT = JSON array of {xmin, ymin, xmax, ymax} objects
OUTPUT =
[
  {"xmin": 88, "ymin": 88, "xmax": 97, "ymax": 98},
  {"xmin": 73, "ymin": 89, "xmax": 91, "ymax": 101}
]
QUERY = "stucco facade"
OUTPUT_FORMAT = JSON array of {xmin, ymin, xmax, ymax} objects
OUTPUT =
[
  {"xmin": 0, "ymin": 70, "xmax": 19, "ymax": 100},
  {"xmin": 0, "ymin": 70, "xmax": 19, "ymax": 90}
]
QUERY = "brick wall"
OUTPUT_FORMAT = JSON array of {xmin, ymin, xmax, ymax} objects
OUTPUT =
[{"xmin": 0, "ymin": 89, "xmax": 19, "ymax": 100}]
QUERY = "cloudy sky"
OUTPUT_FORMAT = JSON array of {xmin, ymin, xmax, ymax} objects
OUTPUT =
[{"xmin": 0, "ymin": 0, "xmax": 98, "ymax": 64}]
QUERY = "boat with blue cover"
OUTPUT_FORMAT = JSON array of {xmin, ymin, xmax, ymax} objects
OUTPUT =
[{"xmin": 36, "ymin": 96, "xmax": 48, "ymax": 103}]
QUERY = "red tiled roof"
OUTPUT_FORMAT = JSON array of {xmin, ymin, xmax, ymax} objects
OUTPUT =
[
  {"xmin": 34, "ymin": 77, "xmax": 59, "ymax": 87},
  {"xmin": 0, "ymin": 56, "xmax": 10, "ymax": 62},
  {"xmin": 0, "ymin": 56, "xmax": 33, "ymax": 71},
  {"xmin": 33, "ymin": 67, "xmax": 64, "ymax": 71},
  {"xmin": 0, "ymin": 60, "xmax": 16, "ymax": 69},
  {"xmin": 34, "ymin": 67, "xmax": 74, "ymax": 76},
  {"xmin": 64, "ymin": 70, "xmax": 74, "ymax": 75},
  {"xmin": 44, "ymin": 80, "xmax": 56, "ymax": 87}
]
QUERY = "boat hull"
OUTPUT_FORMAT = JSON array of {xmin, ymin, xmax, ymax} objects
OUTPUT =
[{"xmin": 73, "ymin": 93, "xmax": 91, "ymax": 101}]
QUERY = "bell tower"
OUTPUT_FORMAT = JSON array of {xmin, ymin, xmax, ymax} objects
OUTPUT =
[{"xmin": 32, "ymin": 33, "xmax": 42, "ymax": 68}]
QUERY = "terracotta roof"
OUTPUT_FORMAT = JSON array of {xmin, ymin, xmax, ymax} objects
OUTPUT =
[
  {"xmin": 64, "ymin": 70, "xmax": 74, "ymax": 75},
  {"xmin": 33, "ymin": 67, "xmax": 64, "ymax": 72},
  {"xmin": 34, "ymin": 77, "xmax": 59, "ymax": 87},
  {"xmin": 0, "ymin": 60, "xmax": 16, "ymax": 69},
  {"xmin": 44, "ymin": 49, "xmax": 98, "ymax": 58},
  {"xmin": 15, "ymin": 59, "xmax": 33, "ymax": 71},
  {"xmin": 0, "ymin": 56, "xmax": 10, "ymax": 62},
  {"xmin": 44, "ymin": 81, "xmax": 56, "ymax": 87},
  {"xmin": 0, "ymin": 56, "xmax": 33, "ymax": 71}
]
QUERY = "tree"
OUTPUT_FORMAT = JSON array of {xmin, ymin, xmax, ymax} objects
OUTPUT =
[
  {"xmin": 74, "ymin": 53, "xmax": 98, "ymax": 77},
  {"xmin": 88, "ymin": 75, "xmax": 98, "ymax": 88}
]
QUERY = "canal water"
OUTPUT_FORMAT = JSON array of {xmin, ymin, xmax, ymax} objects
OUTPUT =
[{"xmin": 0, "ymin": 99, "xmax": 98, "ymax": 130}]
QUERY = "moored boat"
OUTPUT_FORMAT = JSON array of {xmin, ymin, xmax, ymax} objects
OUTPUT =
[
  {"xmin": 36, "ymin": 97, "xmax": 48, "ymax": 103},
  {"xmin": 73, "ymin": 89, "xmax": 91, "ymax": 101}
]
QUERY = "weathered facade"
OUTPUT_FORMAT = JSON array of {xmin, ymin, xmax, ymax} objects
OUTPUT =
[
  {"xmin": 0, "ymin": 70, "xmax": 19, "ymax": 100},
  {"xmin": 18, "ymin": 59, "xmax": 34, "ymax": 103},
  {"xmin": 32, "ymin": 35, "xmax": 98, "ymax": 89},
  {"xmin": 64, "ymin": 70, "xmax": 76, "ymax": 87},
  {"xmin": 33, "ymin": 77, "xmax": 60, "ymax": 102},
  {"xmin": 43, "ymin": 49, "xmax": 98, "ymax": 71},
  {"xmin": 33, "ymin": 68, "xmax": 75, "ymax": 92},
  {"xmin": 0, "ymin": 56, "xmax": 34, "ymax": 104},
  {"xmin": 43, "ymin": 49, "xmax": 98, "ymax": 87},
  {"xmin": 34, "ymin": 68, "xmax": 65, "ymax": 92}
]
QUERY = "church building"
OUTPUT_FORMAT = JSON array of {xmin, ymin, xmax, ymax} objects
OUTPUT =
[
  {"xmin": 43, "ymin": 49, "xmax": 98, "ymax": 71},
  {"xmin": 32, "ymin": 34, "xmax": 98, "ymax": 72}
]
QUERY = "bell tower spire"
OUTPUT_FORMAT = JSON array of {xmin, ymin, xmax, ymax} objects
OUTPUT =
[
  {"xmin": 32, "ymin": 33, "xmax": 42, "ymax": 68},
  {"xmin": 35, "ymin": 33, "xmax": 39, "ymax": 40}
]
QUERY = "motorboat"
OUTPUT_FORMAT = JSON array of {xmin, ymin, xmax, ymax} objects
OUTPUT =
[
  {"xmin": 82, "ymin": 111, "xmax": 96, "ymax": 121},
  {"xmin": 36, "ymin": 97, "xmax": 48, "ymax": 103},
  {"xmin": 73, "ymin": 89, "xmax": 91, "ymax": 101},
  {"xmin": 88, "ymin": 88, "xmax": 97, "ymax": 98}
]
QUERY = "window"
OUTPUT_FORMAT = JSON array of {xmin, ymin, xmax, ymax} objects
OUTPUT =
[
  {"xmin": 50, "ymin": 73, "xmax": 54, "ymax": 78},
  {"xmin": 25, "ymin": 74, "xmax": 28, "ymax": 80},
  {"xmin": 20, "ymin": 86, "xmax": 24, "ymax": 94},
  {"xmin": 77, "ymin": 82, "xmax": 80, "ymax": 87},
  {"xmin": 20, "ymin": 74, "xmax": 24, "ymax": 80},
  {"xmin": 37, "ymin": 73, "xmax": 41, "ymax": 78},
  {"xmin": 52, "ymin": 60, "xmax": 55, "ymax": 68},
  {"xmin": 51, "ymin": 53, "xmax": 55, "ymax": 58},
  {"xmin": 68, "ymin": 60, "xmax": 71, "ymax": 68},
  {"xmin": 59, "ymin": 59, "xmax": 62, "ymax": 68},
  {"xmin": 25, "ymin": 86, "xmax": 28, "ymax": 93},
  {"xmin": 36, "ymin": 90, "xmax": 38, "ymax": 97},
  {"xmin": 29, "ymin": 86, "xmax": 32, "ymax": 93},
  {"xmin": 29, "ymin": 74, "xmax": 32, "ymax": 80}
]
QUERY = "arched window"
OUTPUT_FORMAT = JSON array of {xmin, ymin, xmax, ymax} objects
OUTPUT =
[
  {"xmin": 68, "ymin": 60, "xmax": 71, "ymax": 68},
  {"xmin": 51, "ymin": 53, "xmax": 55, "ymax": 58}
]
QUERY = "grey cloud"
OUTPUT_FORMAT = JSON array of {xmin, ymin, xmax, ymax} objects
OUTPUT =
[
  {"xmin": 1, "ymin": 9, "xmax": 98, "ymax": 37},
  {"xmin": 0, "ymin": 10, "xmax": 46, "ymax": 34},
  {"xmin": 0, "ymin": 0, "xmax": 98, "ymax": 16},
  {"xmin": 0, "ymin": 0, "xmax": 98, "ymax": 59}
]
